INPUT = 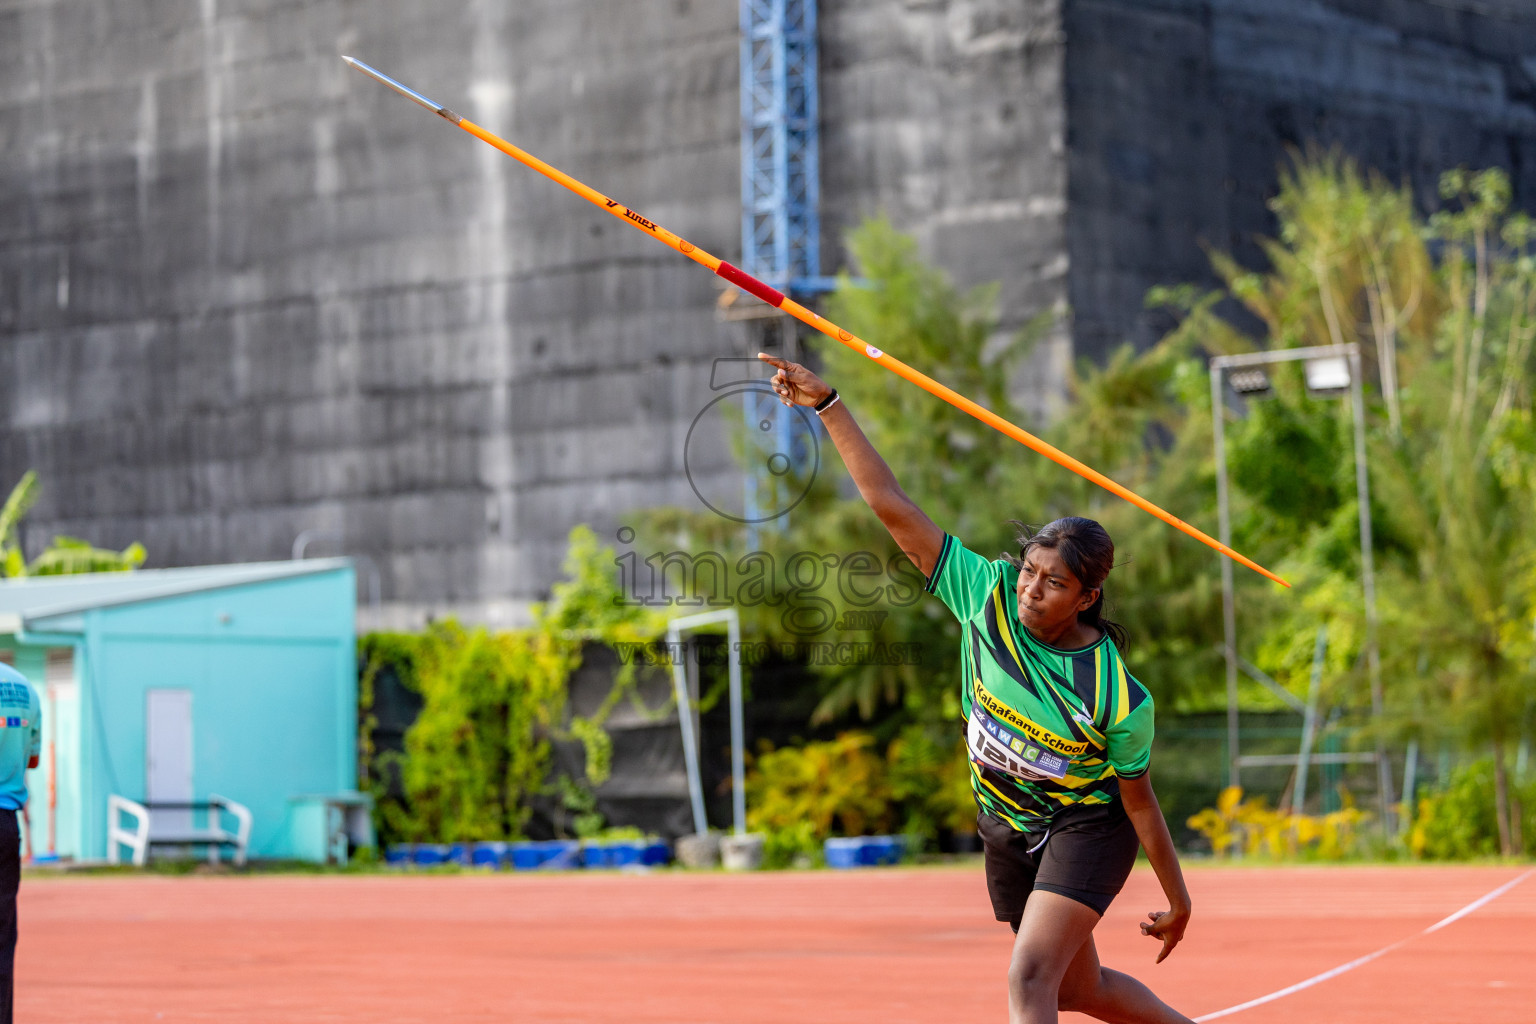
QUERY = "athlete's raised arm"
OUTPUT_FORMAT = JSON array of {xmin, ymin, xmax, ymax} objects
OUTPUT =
[{"xmin": 757, "ymin": 352, "xmax": 944, "ymax": 576}]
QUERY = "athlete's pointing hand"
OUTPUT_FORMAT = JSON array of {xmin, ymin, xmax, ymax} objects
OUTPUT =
[{"xmin": 757, "ymin": 352, "xmax": 832, "ymax": 408}]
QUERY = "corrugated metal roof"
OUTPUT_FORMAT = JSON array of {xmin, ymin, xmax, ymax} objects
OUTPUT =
[{"xmin": 0, "ymin": 559, "xmax": 352, "ymax": 632}]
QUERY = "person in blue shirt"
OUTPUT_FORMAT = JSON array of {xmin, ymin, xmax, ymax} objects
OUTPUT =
[{"xmin": 0, "ymin": 662, "xmax": 41, "ymax": 1024}]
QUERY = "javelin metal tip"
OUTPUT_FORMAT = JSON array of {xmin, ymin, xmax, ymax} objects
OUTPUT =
[{"xmin": 341, "ymin": 55, "xmax": 455, "ymax": 120}]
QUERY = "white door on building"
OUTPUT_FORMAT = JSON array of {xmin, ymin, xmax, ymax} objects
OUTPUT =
[
  {"xmin": 43, "ymin": 650, "xmax": 78, "ymax": 859},
  {"xmin": 145, "ymin": 689, "xmax": 193, "ymax": 831}
]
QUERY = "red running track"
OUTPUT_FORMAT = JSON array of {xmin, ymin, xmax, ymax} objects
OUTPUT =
[{"xmin": 17, "ymin": 863, "xmax": 1534, "ymax": 1023}]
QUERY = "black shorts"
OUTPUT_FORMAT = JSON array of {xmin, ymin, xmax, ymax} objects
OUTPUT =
[{"xmin": 978, "ymin": 801, "xmax": 1140, "ymax": 928}]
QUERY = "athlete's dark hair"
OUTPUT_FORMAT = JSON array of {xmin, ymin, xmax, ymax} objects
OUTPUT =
[{"xmin": 1004, "ymin": 517, "xmax": 1129, "ymax": 650}]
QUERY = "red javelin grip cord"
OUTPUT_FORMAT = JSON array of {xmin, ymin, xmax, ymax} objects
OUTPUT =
[{"xmin": 715, "ymin": 262, "xmax": 787, "ymax": 308}]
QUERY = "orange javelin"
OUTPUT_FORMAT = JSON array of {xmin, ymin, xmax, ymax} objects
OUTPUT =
[{"xmin": 342, "ymin": 56, "xmax": 1288, "ymax": 587}]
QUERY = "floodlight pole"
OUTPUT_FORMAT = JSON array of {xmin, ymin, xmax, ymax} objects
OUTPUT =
[
  {"xmin": 1210, "ymin": 364, "xmax": 1241, "ymax": 790},
  {"xmin": 1348, "ymin": 348, "xmax": 1395, "ymax": 832},
  {"xmin": 1292, "ymin": 625, "xmax": 1328, "ymax": 814},
  {"xmin": 1210, "ymin": 344, "xmax": 1387, "ymax": 818}
]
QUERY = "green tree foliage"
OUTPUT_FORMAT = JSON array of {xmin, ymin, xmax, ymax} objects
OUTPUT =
[
  {"xmin": 886, "ymin": 724, "xmax": 978, "ymax": 837},
  {"xmin": 743, "ymin": 726, "xmax": 975, "ymax": 867},
  {"xmin": 1163, "ymin": 155, "xmax": 1536, "ymax": 857},
  {"xmin": 1370, "ymin": 170, "xmax": 1536, "ymax": 856},
  {"xmin": 361, "ymin": 525, "xmax": 668, "ymax": 843},
  {"xmin": 2, "ymin": 471, "xmax": 145, "ymax": 577},
  {"xmin": 1048, "ymin": 325, "xmax": 1232, "ymax": 709},
  {"xmin": 1409, "ymin": 759, "xmax": 1536, "ymax": 859},
  {"xmin": 380, "ymin": 619, "xmax": 574, "ymax": 842},
  {"xmin": 745, "ymin": 732, "xmax": 893, "ymax": 866}
]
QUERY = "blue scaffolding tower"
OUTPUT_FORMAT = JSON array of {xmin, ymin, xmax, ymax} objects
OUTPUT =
[
  {"xmin": 740, "ymin": 0, "xmax": 833, "ymax": 295},
  {"xmin": 739, "ymin": 0, "xmax": 827, "ymax": 542}
]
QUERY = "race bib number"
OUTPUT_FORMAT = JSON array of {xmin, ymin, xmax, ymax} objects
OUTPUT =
[{"xmin": 967, "ymin": 705, "xmax": 1071, "ymax": 782}]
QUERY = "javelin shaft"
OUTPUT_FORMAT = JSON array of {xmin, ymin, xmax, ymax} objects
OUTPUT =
[{"xmin": 343, "ymin": 56, "xmax": 1289, "ymax": 588}]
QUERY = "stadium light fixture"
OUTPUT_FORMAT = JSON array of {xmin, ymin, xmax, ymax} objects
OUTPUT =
[
  {"xmin": 1227, "ymin": 369, "xmax": 1273, "ymax": 397},
  {"xmin": 1303, "ymin": 356, "xmax": 1352, "ymax": 396},
  {"xmin": 1209, "ymin": 345, "xmax": 1391, "ymax": 832}
]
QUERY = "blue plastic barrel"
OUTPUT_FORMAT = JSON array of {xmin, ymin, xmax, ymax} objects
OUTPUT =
[
  {"xmin": 824, "ymin": 837, "xmax": 863, "ymax": 869},
  {"xmin": 384, "ymin": 844, "xmax": 415, "ymax": 867},
  {"xmin": 507, "ymin": 839, "xmax": 583, "ymax": 870},
  {"xmin": 509, "ymin": 841, "xmax": 546, "ymax": 871},
  {"xmin": 471, "ymin": 841, "xmax": 507, "ymax": 869},
  {"xmin": 541, "ymin": 839, "xmax": 582, "ymax": 869},
  {"xmin": 825, "ymin": 835, "xmax": 905, "ymax": 868},
  {"xmin": 413, "ymin": 843, "xmax": 450, "ymax": 867},
  {"xmin": 640, "ymin": 839, "xmax": 671, "ymax": 866},
  {"xmin": 606, "ymin": 841, "xmax": 645, "ymax": 867},
  {"xmin": 861, "ymin": 835, "xmax": 904, "ymax": 866}
]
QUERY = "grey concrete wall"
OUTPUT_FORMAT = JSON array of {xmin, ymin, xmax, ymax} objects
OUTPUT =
[
  {"xmin": 1, "ymin": 0, "xmax": 1074, "ymax": 627},
  {"xmin": 1065, "ymin": 0, "xmax": 1536, "ymax": 359},
  {"xmin": 0, "ymin": 0, "xmax": 743, "ymax": 626},
  {"xmin": 820, "ymin": 0, "xmax": 1071, "ymax": 418}
]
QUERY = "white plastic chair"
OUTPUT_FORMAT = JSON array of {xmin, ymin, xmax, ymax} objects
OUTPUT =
[
  {"xmin": 105, "ymin": 793, "xmax": 253, "ymax": 866},
  {"xmin": 207, "ymin": 793, "xmax": 253, "ymax": 866},
  {"xmin": 106, "ymin": 795, "xmax": 150, "ymax": 866}
]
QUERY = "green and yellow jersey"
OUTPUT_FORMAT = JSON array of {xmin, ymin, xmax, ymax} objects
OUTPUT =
[{"xmin": 925, "ymin": 533, "xmax": 1155, "ymax": 833}]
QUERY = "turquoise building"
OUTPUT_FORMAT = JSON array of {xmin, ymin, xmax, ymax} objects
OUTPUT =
[{"xmin": 0, "ymin": 561, "xmax": 358, "ymax": 862}]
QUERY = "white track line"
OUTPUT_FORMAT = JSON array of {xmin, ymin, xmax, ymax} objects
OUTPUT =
[{"xmin": 1192, "ymin": 868, "xmax": 1534, "ymax": 1022}]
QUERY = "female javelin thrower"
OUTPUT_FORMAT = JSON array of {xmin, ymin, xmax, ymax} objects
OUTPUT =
[{"xmin": 759, "ymin": 353, "xmax": 1195, "ymax": 1024}]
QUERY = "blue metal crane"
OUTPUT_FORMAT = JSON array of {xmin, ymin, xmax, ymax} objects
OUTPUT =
[
  {"xmin": 740, "ymin": 0, "xmax": 834, "ymax": 295},
  {"xmin": 739, "ymin": 0, "xmax": 829, "ymax": 542}
]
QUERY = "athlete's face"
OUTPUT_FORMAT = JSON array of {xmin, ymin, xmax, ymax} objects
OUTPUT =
[{"xmin": 1015, "ymin": 545, "xmax": 1100, "ymax": 644}]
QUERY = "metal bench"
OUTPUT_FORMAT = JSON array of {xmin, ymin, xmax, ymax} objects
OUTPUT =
[{"xmin": 107, "ymin": 794, "xmax": 253, "ymax": 866}]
